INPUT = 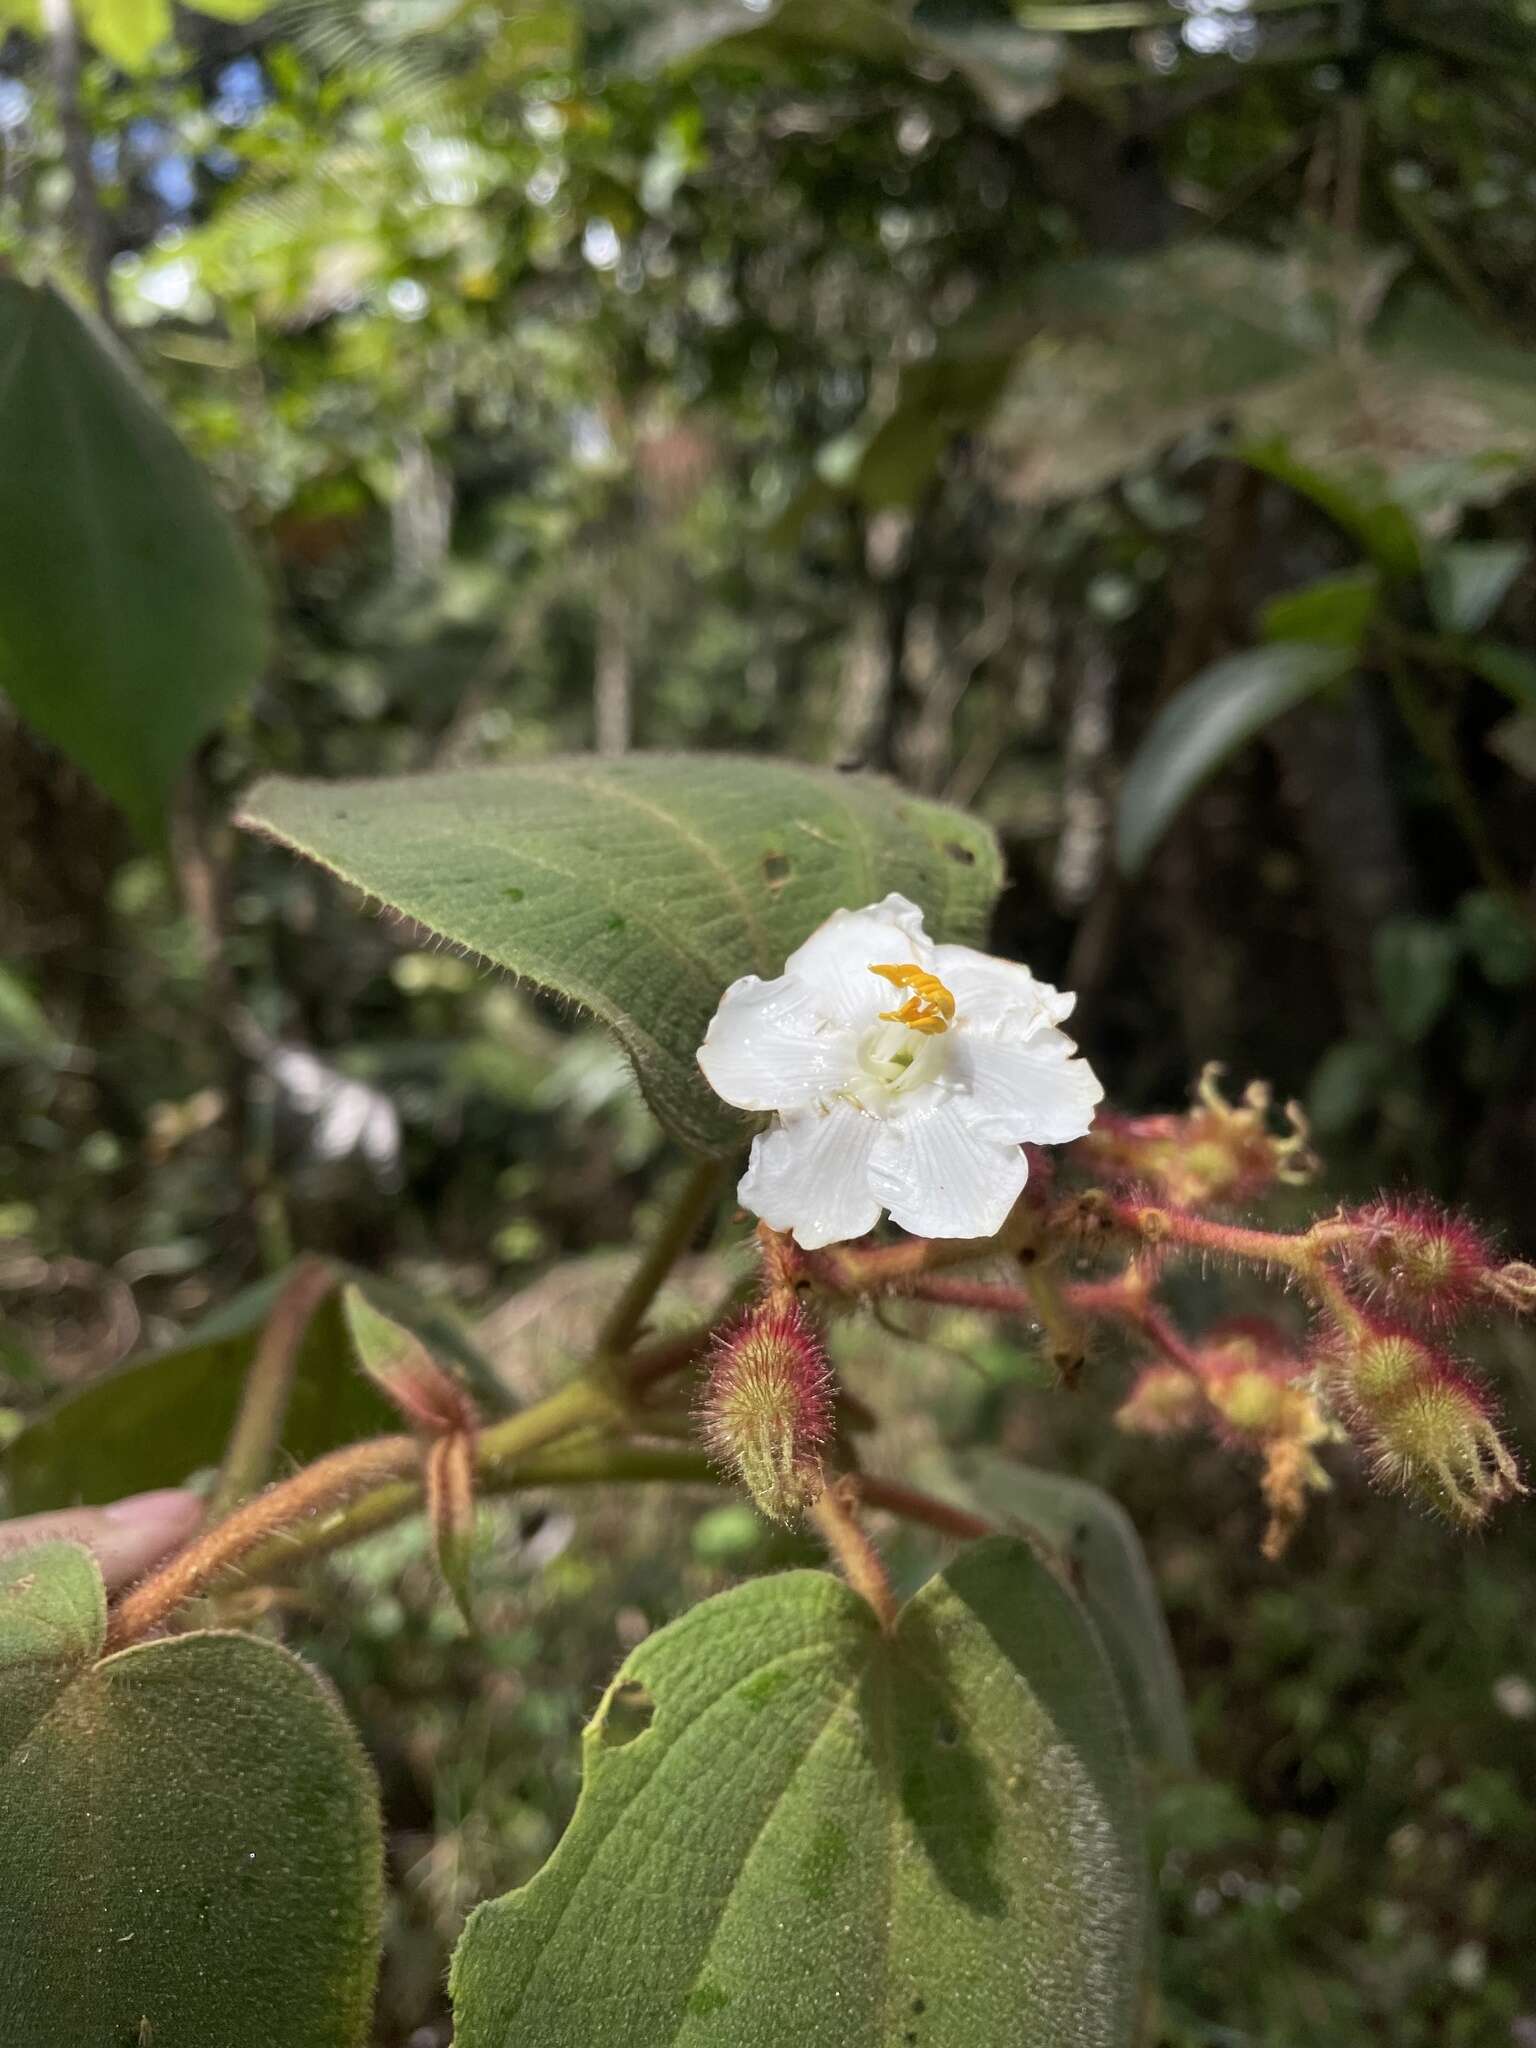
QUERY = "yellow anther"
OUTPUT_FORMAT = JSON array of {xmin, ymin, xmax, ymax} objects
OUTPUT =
[{"xmin": 870, "ymin": 963, "xmax": 956, "ymax": 1035}]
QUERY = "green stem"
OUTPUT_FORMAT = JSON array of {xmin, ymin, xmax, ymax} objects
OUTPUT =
[
  {"xmin": 593, "ymin": 1154, "xmax": 727, "ymax": 1361},
  {"xmin": 107, "ymin": 1375, "xmax": 621, "ymax": 1647},
  {"xmin": 242, "ymin": 1443, "xmax": 716, "ymax": 1577},
  {"xmin": 206, "ymin": 1257, "xmax": 334, "ymax": 1522}
]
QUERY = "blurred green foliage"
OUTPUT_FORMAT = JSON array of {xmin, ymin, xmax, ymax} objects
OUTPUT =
[{"xmin": 3, "ymin": 0, "xmax": 1536, "ymax": 2041}]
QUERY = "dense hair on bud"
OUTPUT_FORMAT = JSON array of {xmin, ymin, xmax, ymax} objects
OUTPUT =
[
  {"xmin": 1322, "ymin": 1313, "xmax": 1524, "ymax": 1525},
  {"xmin": 700, "ymin": 1299, "xmax": 834, "ymax": 1524},
  {"xmin": 1338, "ymin": 1199, "xmax": 1497, "ymax": 1325}
]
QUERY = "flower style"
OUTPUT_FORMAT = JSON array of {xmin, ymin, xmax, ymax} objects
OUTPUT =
[{"xmin": 697, "ymin": 893, "xmax": 1103, "ymax": 1249}]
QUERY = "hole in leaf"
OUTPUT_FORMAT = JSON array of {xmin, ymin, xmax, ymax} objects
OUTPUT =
[
  {"xmin": 761, "ymin": 850, "xmax": 791, "ymax": 891},
  {"xmin": 597, "ymin": 1679, "xmax": 654, "ymax": 1749},
  {"xmin": 502, "ymin": 886, "xmax": 525, "ymax": 904},
  {"xmin": 943, "ymin": 840, "xmax": 977, "ymax": 866},
  {"xmin": 934, "ymin": 1714, "xmax": 959, "ymax": 1748},
  {"xmin": 912, "ymin": 1997, "xmax": 927, "ymax": 2016}
]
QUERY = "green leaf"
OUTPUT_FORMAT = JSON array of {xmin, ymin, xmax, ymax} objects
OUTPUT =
[
  {"xmin": 78, "ymin": 0, "xmax": 171, "ymax": 67},
  {"xmin": 980, "ymin": 247, "xmax": 1536, "ymax": 530},
  {"xmin": 615, "ymin": 0, "xmax": 1063, "ymax": 124},
  {"xmin": 1241, "ymin": 439, "xmax": 1422, "ymax": 578},
  {"xmin": 451, "ymin": 1538, "xmax": 1147, "ymax": 2048},
  {"xmin": 1373, "ymin": 915, "xmax": 1459, "ymax": 1043},
  {"xmin": 237, "ymin": 756, "xmax": 1003, "ymax": 1154},
  {"xmin": 2, "ymin": 1276, "xmax": 392, "ymax": 1514},
  {"xmin": 1259, "ymin": 567, "xmax": 1381, "ymax": 649},
  {"xmin": 1487, "ymin": 711, "xmax": 1536, "ymax": 781},
  {"xmin": 1465, "ymin": 639, "xmax": 1536, "ymax": 712},
  {"xmin": 0, "ymin": 1543, "xmax": 105, "ymax": 1755},
  {"xmin": 1456, "ymin": 890, "xmax": 1536, "ymax": 990},
  {"xmin": 1116, "ymin": 642, "xmax": 1354, "ymax": 876},
  {"xmin": 921, "ymin": 1453, "xmax": 1193, "ymax": 1774},
  {"xmin": 0, "ymin": 1542, "xmax": 381, "ymax": 2046},
  {"xmin": 0, "ymin": 965, "xmax": 66, "ymax": 1065},
  {"xmin": 1427, "ymin": 541, "xmax": 1529, "ymax": 635},
  {"xmin": 0, "ymin": 282, "xmax": 269, "ymax": 843},
  {"xmin": 1307, "ymin": 1038, "xmax": 1391, "ymax": 1137}
]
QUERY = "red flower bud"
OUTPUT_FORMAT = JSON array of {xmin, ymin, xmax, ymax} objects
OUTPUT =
[
  {"xmin": 1323, "ymin": 1315, "xmax": 1523, "ymax": 1524},
  {"xmin": 700, "ymin": 1299, "xmax": 833, "ymax": 1524},
  {"xmin": 1339, "ymin": 1199, "xmax": 1498, "ymax": 1325}
]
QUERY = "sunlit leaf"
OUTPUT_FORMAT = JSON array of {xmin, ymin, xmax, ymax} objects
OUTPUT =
[
  {"xmin": 79, "ymin": 0, "xmax": 172, "ymax": 69},
  {"xmin": 451, "ymin": 1539, "xmax": 1147, "ymax": 2047},
  {"xmin": 237, "ymin": 756, "xmax": 1003, "ymax": 1154}
]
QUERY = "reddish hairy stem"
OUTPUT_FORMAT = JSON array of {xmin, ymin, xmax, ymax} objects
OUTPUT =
[
  {"xmin": 105, "ymin": 1432, "xmax": 419, "ymax": 1651},
  {"xmin": 855, "ymin": 1475, "xmax": 993, "ymax": 1543},
  {"xmin": 1108, "ymin": 1198, "xmax": 1356, "ymax": 1272},
  {"xmin": 1062, "ymin": 1277, "xmax": 1205, "ymax": 1375},
  {"xmin": 903, "ymin": 1274, "xmax": 1039, "ymax": 1315},
  {"xmin": 811, "ymin": 1478, "xmax": 899, "ymax": 1631},
  {"xmin": 206, "ymin": 1256, "xmax": 335, "ymax": 1522},
  {"xmin": 626, "ymin": 1322, "xmax": 716, "ymax": 1395}
]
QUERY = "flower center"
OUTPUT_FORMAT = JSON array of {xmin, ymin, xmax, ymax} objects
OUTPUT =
[
  {"xmin": 869, "ymin": 963, "xmax": 956, "ymax": 1036},
  {"xmin": 837, "ymin": 963, "xmax": 959, "ymax": 1113}
]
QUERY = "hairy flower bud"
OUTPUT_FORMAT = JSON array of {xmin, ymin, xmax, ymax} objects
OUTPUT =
[
  {"xmin": 1324, "ymin": 1317, "xmax": 1523, "ymax": 1524},
  {"xmin": 1115, "ymin": 1363, "xmax": 1206, "ymax": 1437},
  {"xmin": 700, "ymin": 1300, "xmax": 833, "ymax": 1523},
  {"xmin": 1339, "ymin": 1200, "xmax": 1498, "ymax": 1324},
  {"xmin": 1117, "ymin": 1318, "xmax": 1332, "ymax": 1556},
  {"xmin": 344, "ymin": 1284, "xmax": 479, "ymax": 1436},
  {"xmin": 1071, "ymin": 1065, "xmax": 1314, "ymax": 1210}
]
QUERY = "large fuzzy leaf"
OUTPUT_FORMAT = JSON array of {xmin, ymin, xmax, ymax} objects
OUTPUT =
[
  {"xmin": 0, "ymin": 1542, "xmax": 381, "ymax": 2046},
  {"xmin": 920, "ymin": 1452, "xmax": 1193, "ymax": 1773},
  {"xmin": 237, "ymin": 755, "xmax": 1003, "ymax": 1154},
  {"xmin": 0, "ymin": 282, "xmax": 268, "ymax": 841},
  {"xmin": 451, "ymin": 1538, "xmax": 1147, "ymax": 2047}
]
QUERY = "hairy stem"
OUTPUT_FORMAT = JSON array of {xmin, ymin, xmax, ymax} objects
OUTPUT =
[
  {"xmin": 1109, "ymin": 1198, "xmax": 1352, "ymax": 1271},
  {"xmin": 594, "ymin": 1155, "xmax": 726, "ymax": 1361},
  {"xmin": 242, "ymin": 1443, "xmax": 717, "ymax": 1576},
  {"xmin": 106, "ymin": 1433, "xmax": 419, "ymax": 1651},
  {"xmin": 106, "ymin": 1377, "xmax": 620, "ymax": 1647},
  {"xmin": 811, "ymin": 1479, "xmax": 899, "ymax": 1632},
  {"xmin": 856, "ymin": 1475, "xmax": 992, "ymax": 1543},
  {"xmin": 205, "ymin": 1257, "xmax": 335, "ymax": 1523}
]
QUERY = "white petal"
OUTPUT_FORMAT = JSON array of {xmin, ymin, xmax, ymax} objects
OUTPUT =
[
  {"xmin": 952, "ymin": 1029, "xmax": 1104, "ymax": 1145},
  {"xmin": 868, "ymin": 1104, "xmax": 1029, "ymax": 1239},
  {"xmin": 930, "ymin": 944, "xmax": 1076, "ymax": 1037},
  {"xmin": 737, "ymin": 1102, "xmax": 882, "ymax": 1250},
  {"xmin": 697, "ymin": 973, "xmax": 855, "ymax": 1113},
  {"xmin": 781, "ymin": 895, "xmax": 934, "ymax": 1025}
]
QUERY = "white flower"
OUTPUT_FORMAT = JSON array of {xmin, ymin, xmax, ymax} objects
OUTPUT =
[{"xmin": 697, "ymin": 893, "xmax": 1103, "ymax": 1250}]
